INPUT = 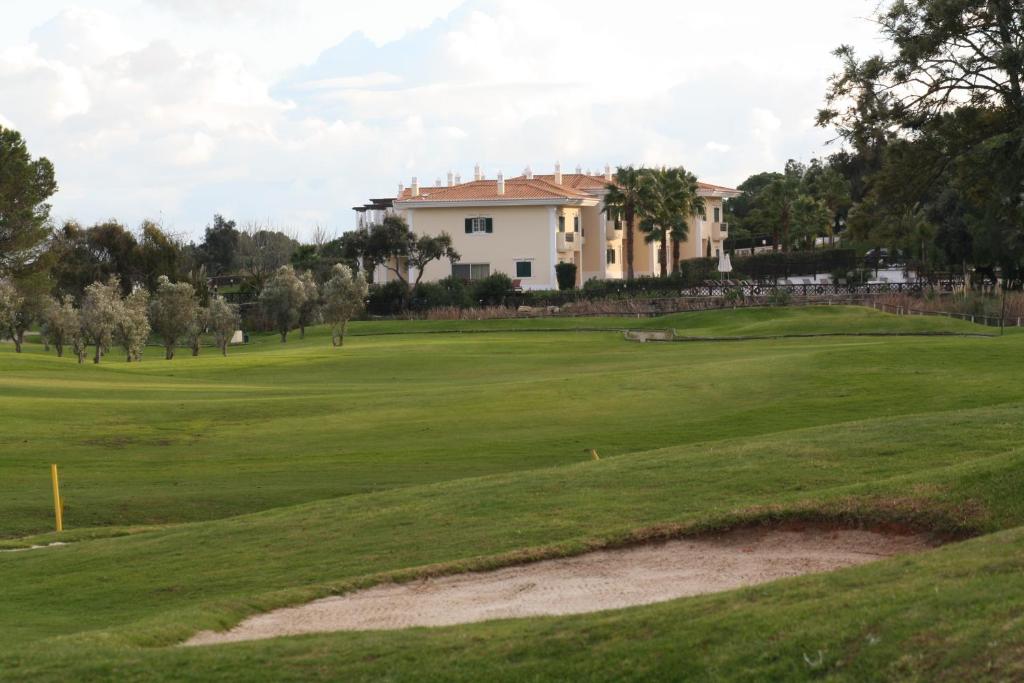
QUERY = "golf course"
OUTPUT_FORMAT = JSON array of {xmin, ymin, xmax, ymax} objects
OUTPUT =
[{"xmin": 2, "ymin": 305, "xmax": 1023, "ymax": 681}]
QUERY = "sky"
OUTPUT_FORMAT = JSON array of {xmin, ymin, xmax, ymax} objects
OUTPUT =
[{"xmin": 0, "ymin": 0, "xmax": 884, "ymax": 242}]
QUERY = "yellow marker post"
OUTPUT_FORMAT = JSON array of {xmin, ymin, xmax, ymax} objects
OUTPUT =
[
  {"xmin": 590, "ymin": 449, "xmax": 601, "ymax": 461},
  {"xmin": 50, "ymin": 464, "xmax": 63, "ymax": 532}
]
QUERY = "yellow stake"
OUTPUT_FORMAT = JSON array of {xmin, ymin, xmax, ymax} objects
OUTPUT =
[
  {"xmin": 50, "ymin": 464, "xmax": 63, "ymax": 532},
  {"xmin": 590, "ymin": 449, "xmax": 601, "ymax": 461}
]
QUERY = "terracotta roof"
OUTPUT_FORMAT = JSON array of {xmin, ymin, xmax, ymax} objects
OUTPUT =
[
  {"xmin": 527, "ymin": 173, "xmax": 612, "ymax": 190},
  {"xmin": 396, "ymin": 178, "xmax": 593, "ymax": 203},
  {"xmin": 697, "ymin": 181, "xmax": 740, "ymax": 194}
]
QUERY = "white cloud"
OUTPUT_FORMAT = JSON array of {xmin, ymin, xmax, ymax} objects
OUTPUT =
[{"xmin": 0, "ymin": 0, "xmax": 882, "ymax": 239}]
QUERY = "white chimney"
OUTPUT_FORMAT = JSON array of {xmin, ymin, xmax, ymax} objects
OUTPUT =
[
  {"xmin": 497, "ymin": 171, "xmax": 505, "ymax": 195},
  {"xmin": 411, "ymin": 177, "xmax": 420, "ymax": 197},
  {"xmin": 455, "ymin": 173, "xmax": 462, "ymax": 184},
  {"xmin": 554, "ymin": 161, "xmax": 562, "ymax": 185},
  {"xmin": 575, "ymin": 165, "xmax": 582, "ymax": 174},
  {"xmin": 474, "ymin": 163, "xmax": 482, "ymax": 181},
  {"xmin": 604, "ymin": 164, "xmax": 612, "ymax": 181},
  {"xmin": 398, "ymin": 182, "xmax": 405, "ymax": 196},
  {"xmin": 435, "ymin": 177, "xmax": 442, "ymax": 188},
  {"xmin": 525, "ymin": 165, "xmax": 533, "ymax": 179},
  {"xmin": 447, "ymin": 171, "xmax": 454, "ymax": 187}
]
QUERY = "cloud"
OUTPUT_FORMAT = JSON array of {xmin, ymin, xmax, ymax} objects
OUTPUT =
[{"xmin": 1, "ymin": 0, "xmax": 880, "ymax": 239}]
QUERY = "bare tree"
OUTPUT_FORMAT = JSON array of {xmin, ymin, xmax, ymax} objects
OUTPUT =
[
  {"xmin": 322, "ymin": 263, "xmax": 368, "ymax": 347},
  {"xmin": 149, "ymin": 275, "xmax": 198, "ymax": 360},
  {"xmin": 207, "ymin": 295, "xmax": 240, "ymax": 356}
]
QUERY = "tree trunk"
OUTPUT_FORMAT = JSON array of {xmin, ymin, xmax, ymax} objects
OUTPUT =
[
  {"xmin": 191, "ymin": 342, "xmax": 199, "ymax": 357},
  {"xmin": 660, "ymin": 237, "xmax": 669, "ymax": 278},
  {"xmin": 55, "ymin": 343, "xmax": 63, "ymax": 358},
  {"xmin": 13, "ymin": 333, "xmax": 22, "ymax": 353},
  {"xmin": 221, "ymin": 342, "xmax": 227, "ymax": 357},
  {"xmin": 672, "ymin": 238, "xmax": 680, "ymax": 273},
  {"xmin": 165, "ymin": 346, "xmax": 175, "ymax": 360},
  {"xmin": 300, "ymin": 324, "xmax": 305, "ymax": 339},
  {"xmin": 280, "ymin": 330, "xmax": 288, "ymax": 343},
  {"xmin": 94, "ymin": 345, "xmax": 102, "ymax": 364},
  {"xmin": 77, "ymin": 350, "xmax": 85, "ymax": 364},
  {"xmin": 625, "ymin": 206, "xmax": 636, "ymax": 280},
  {"xmin": 338, "ymin": 320, "xmax": 348, "ymax": 347}
]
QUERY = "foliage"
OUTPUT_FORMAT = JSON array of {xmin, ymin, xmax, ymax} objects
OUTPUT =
[
  {"xmin": 322, "ymin": 263, "xmax": 368, "ymax": 346},
  {"xmin": 149, "ymin": 275, "xmax": 199, "ymax": 360},
  {"xmin": 554, "ymin": 262, "xmax": 577, "ymax": 291},
  {"xmin": 79, "ymin": 278, "xmax": 123, "ymax": 363},
  {"xmin": 197, "ymin": 214, "xmax": 240, "ymax": 277},
  {"xmin": 637, "ymin": 166, "xmax": 704, "ymax": 276},
  {"xmin": 473, "ymin": 272, "xmax": 514, "ymax": 304},
  {"xmin": 296, "ymin": 269, "xmax": 321, "ymax": 339},
  {"xmin": 767, "ymin": 287, "xmax": 793, "ymax": 306},
  {"xmin": 238, "ymin": 227, "xmax": 299, "ymax": 296},
  {"xmin": 115, "ymin": 289, "xmax": 151, "ymax": 362},
  {"xmin": 603, "ymin": 166, "xmax": 646, "ymax": 280},
  {"xmin": 410, "ymin": 277, "xmax": 473, "ymax": 310},
  {"xmin": 187, "ymin": 306, "xmax": 209, "ymax": 357},
  {"xmin": 259, "ymin": 265, "xmax": 307, "ymax": 342},
  {"xmin": 349, "ymin": 215, "xmax": 460, "ymax": 293},
  {"xmin": 366, "ymin": 280, "xmax": 410, "ymax": 316},
  {"xmin": 207, "ymin": 295, "xmax": 240, "ymax": 356},
  {"xmin": 0, "ymin": 126, "xmax": 57, "ymax": 276}
]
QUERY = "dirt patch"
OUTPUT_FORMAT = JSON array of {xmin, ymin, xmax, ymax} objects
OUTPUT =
[{"xmin": 186, "ymin": 527, "xmax": 933, "ymax": 646}]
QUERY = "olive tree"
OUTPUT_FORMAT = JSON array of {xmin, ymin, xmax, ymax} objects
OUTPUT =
[
  {"xmin": 115, "ymin": 289, "xmax": 151, "ymax": 362},
  {"xmin": 187, "ymin": 306, "xmax": 208, "ymax": 357},
  {"xmin": 80, "ymin": 278, "xmax": 123, "ymax": 363},
  {"xmin": 322, "ymin": 263, "xmax": 368, "ymax": 347},
  {"xmin": 297, "ymin": 269, "xmax": 320, "ymax": 339},
  {"xmin": 0, "ymin": 278, "xmax": 22, "ymax": 351},
  {"xmin": 40, "ymin": 295, "xmax": 80, "ymax": 358},
  {"xmin": 207, "ymin": 295, "xmax": 240, "ymax": 356},
  {"xmin": 149, "ymin": 275, "xmax": 198, "ymax": 360},
  {"xmin": 260, "ymin": 265, "xmax": 306, "ymax": 342}
]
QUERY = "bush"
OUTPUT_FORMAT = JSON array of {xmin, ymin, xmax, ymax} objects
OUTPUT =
[
  {"xmin": 555, "ymin": 262, "xmax": 578, "ymax": 290},
  {"xmin": 736, "ymin": 249, "xmax": 856, "ymax": 281},
  {"xmin": 411, "ymin": 277, "xmax": 472, "ymax": 310},
  {"xmin": 472, "ymin": 273, "xmax": 514, "ymax": 306},
  {"xmin": 366, "ymin": 280, "xmax": 409, "ymax": 315},
  {"xmin": 767, "ymin": 287, "xmax": 792, "ymax": 306}
]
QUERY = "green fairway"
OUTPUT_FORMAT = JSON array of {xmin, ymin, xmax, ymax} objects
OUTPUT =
[{"xmin": 1, "ymin": 306, "xmax": 1022, "ymax": 681}]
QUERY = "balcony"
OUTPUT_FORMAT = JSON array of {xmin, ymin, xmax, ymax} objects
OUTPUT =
[
  {"xmin": 557, "ymin": 232, "xmax": 581, "ymax": 252},
  {"xmin": 606, "ymin": 226, "xmax": 623, "ymax": 243},
  {"xmin": 711, "ymin": 222, "xmax": 729, "ymax": 241}
]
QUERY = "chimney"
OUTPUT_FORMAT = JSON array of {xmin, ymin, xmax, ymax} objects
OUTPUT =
[
  {"xmin": 497, "ymin": 171, "xmax": 505, "ymax": 195},
  {"xmin": 447, "ymin": 171, "xmax": 454, "ymax": 187},
  {"xmin": 604, "ymin": 164, "xmax": 612, "ymax": 181},
  {"xmin": 455, "ymin": 173, "xmax": 462, "ymax": 184},
  {"xmin": 435, "ymin": 177, "xmax": 442, "ymax": 188},
  {"xmin": 554, "ymin": 161, "xmax": 562, "ymax": 185},
  {"xmin": 398, "ymin": 182, "xmax": 405, "ymax": 197},
  {"xmin": 575, "ymin": 165, "xmax": 582, "ymax": 174},
  {"xmin": 411, "ymin": 177, "xmax": 420, "ymax": 197},
  {"xmin": 474, "ymin": 163, "xmax": 482, "ymax": 181},
  {"xmin": 525, "ymin": 165, "xmax": 533, "ymax": 180}
]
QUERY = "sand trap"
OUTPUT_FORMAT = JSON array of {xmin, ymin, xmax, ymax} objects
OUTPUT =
[
  {"xmin": 0, "ymin": 542, "xmax": 67, "ymax": 553},
  {"xmin": 186, "ymin": 527, "xmax": 931, "ymax": 646}
]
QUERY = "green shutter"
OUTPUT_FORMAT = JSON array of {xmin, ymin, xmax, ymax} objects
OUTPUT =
[
  {"xmin": 485, "ymin": 218, "xmax": 493, "ymax": 233},
  {"xmin": 465, "ymin": 218, "xmax": 472, "ymax": 234}
]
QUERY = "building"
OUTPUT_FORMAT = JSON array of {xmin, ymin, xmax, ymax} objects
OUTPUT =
[{"xmin": 353, "ymin": 163, "xmax": 740, "ymax": 290}]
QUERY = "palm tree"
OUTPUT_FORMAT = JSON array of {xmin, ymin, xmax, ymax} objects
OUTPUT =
[
  {"xmin": 603, "ymin": 166, "xmax": 646, "ymax": 280},
  {"xmin": 639, "ymin": 168, "xmax": 704, "ymax": 277}
]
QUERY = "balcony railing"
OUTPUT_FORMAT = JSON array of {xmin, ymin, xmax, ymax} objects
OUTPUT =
[{"xmin": 607, "ymin": 226, "xmax": 623, "ymax": 242}]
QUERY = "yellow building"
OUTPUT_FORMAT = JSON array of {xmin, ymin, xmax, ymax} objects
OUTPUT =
[{"xmin": 354, "ymin": 164, "xmax": 740, "ymax": 289}]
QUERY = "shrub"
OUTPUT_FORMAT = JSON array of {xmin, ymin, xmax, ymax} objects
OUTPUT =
[
  {"xmin": 411, "ymin": 277, "xmax": 473, "ymax": 310},
  {"xmin": 366, "ymin": 280, "xmax": 409, "ymax": 316},
  {"xmin": 555, "ymin": 262, "xmax": 578, "ymax": 290},
  {"xmin": 472, "ymin": 273, "xmax": 514, "ymax": 306},
  {"xmin": 767, "ymin": 287, "xmax": 792, "ymax": 306}
]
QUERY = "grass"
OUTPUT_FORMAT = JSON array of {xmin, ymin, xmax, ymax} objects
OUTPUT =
[{"xmin": 1, "ymin": 305, "xmax": 1022, "ymax": 680}]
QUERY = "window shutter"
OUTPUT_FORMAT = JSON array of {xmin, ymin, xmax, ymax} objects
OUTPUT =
[
  {"xmin": 485, "ymin": 218, "xmax": 493, "ymax": 233},
  {"xmin": 465, "ymin": 218, "xmax": 473, "ymax": 234}
]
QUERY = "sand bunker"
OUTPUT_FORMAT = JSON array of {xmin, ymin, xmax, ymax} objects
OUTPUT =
[{"xmin": 187, "ymin": 527, "xmax": 931, "ymax": 646}]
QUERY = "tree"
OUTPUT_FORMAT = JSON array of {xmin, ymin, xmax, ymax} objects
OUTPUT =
[
  {"xmin": 747, "ymin": 161, "xmax": 809, "ymax": 252},
  {"xmin": 149, "ymin": 275, "xmax": 198, "ymax": 360},
  {"xmin": 725, "ymin": 172, "xmax": 783, "ymax": 238},
  {"xmin": 603, "ymin": 166, "xmax": 646, "ymax": 280},
  {"xmin": 187, "ymin": 306, "xmax": 208, "ymax": 357},
  {"xmin": 207, "ymin": 295, "xmax": 240, "ymax": 356},
  {"xmin": 0, "ymin": 127, "xmax": 57, "ymax": 276},
  {"xmin": 115, "ymin": 289, "xmax": 151, "ymax": 362},
  {"xmin": 296, "ymin": 269, "xmax": 320, "ymax": 339},
  {"xmin": 80, "ymin": 278, "xmax": 123, "ymax": 364},
  {"xmin": 322, "ymin": 263, "xmax": 367, "ymax": 347},
  {"xmin": 136, "ymin": 221, "xmax": 182, "ymax": 293},
  {"xmin": 40, "ymin": 295, "xmax": 79, "ymax": 358},
  {"xmin": 0, "ymin": 274, "xmax": 47, "ymax": 353},
  {"xmin": 803, "ymin": 159, "xmax": 852, "ymax": 244},
  {"xmin": 358, "ymin": 216, "xmax": 460, "ymax": 295},
  {"xmin": 238, "ymin": 224, "xmax": 298, "ymax": 295},
  {"xmin": 637, "ymin": 167, "xmax": 704, "ymax": 277},
  {"xmin": 199, "ymin": 214, "xmax": 240, "ymax": 276},
  {"xmin": 0, "ymin": 278, "xmax": 21, "ymax": 350},
  {"xmin": 260, "ymin": 265, "xmax": 307, "ymax": 342}
]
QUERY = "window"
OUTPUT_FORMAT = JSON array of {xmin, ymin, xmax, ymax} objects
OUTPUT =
[
  {"xmin": 573, "ymin": 215, "xmax": 580, "ymax": 232},
  {"xmin": 614, "ymin": 218, "xmax": 622, "ymax": 230},
  {"xmin": 452, "ymin": 263, "xmax": 491, "ymax": 281},
  {"xmin": 515, "ymin": 260, "xmax": 533, "ymax": 278},
  {"xmin": 558, "ymin": 215, "xmax": 566, "ymax": 232},
  {"xmin": 464, "ymin": 217, "xmax": 493, "ymax": 234},
  {"xmin": 606, "ymin": 248, "xmax": 616, "ymax": 265},
  {"xmin": 713, "ymin": 207, "xmax": 721, "ymax": 223}
]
